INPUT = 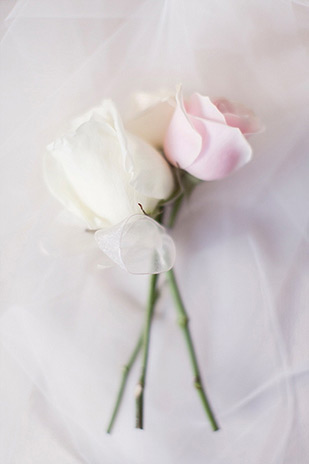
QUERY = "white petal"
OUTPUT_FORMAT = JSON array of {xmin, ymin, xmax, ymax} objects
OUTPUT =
[
  {"xmin": 127, "ymin": 134, "xmax": 175, "ymax": 201},
  {"xmin": 95, "ymin": 215, "xmax": 176, "ymax": 275},
  {"xmin": 45, "ymin": 119, "xmax": 138, "ymax": 227},
  {"xmin": 126, "ymin": 100, "xmax": 174, "ymax": 148},
  {"xmin": 43, "ymin": 144, "xmax": 108, "ymax": 229},
  {"xmin": 45, "ymin": 100, "xmax": 174, "ymax": 229}
]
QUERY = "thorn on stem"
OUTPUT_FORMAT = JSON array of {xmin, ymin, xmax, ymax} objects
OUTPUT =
[
  {"xmin": 122, "ymin": 365, "xmax": 129, "ymax": 374},
  {"xmin": 194, "ymin": 376, "xmax": 202, "ymax": 390},
  {"xmin": 135, "ymin": 382, "xmax": 143, "ymax": 398},
  {"xmin": 178, "ymin": 314, "xmax": 189, "ymax": 327}
]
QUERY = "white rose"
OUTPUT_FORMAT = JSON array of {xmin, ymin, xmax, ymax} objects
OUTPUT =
[
  {"xmin": 44, "ymin": 100, "xmax": 175, "ymax": 230},
  {"xmin": 125, "ymin": 90, "xmax": 175, "ymax": 148},
  {"xmin": 43, "ymin": 99, "xmax": 176, "ymax": 274}
]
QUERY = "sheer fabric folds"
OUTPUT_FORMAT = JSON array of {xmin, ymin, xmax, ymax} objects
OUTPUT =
[{"xmin": 1, "ymin": 1, "xmax": 309, "ymax": 463}]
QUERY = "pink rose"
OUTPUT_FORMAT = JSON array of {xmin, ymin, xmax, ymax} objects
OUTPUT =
[{"xmin": 164, "ymin": 87, "xmax": 262, "ymax": 181}]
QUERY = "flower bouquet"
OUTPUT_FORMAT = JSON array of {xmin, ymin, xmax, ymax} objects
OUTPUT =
[{"xmin": 43, "ymin": 85, "xmax": 262, "ymax": 433}]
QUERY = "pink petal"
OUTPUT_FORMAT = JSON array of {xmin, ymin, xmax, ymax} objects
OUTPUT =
[
  {"xmin": 186, "ymin": 119, "xmax": 252, "ymax": 180},
  {"xmin": 186, "ymin": 93, "xmax": 226, "ymax": 123},
  {"xmin": 213, "ymin": 98, "xmax": 263, "ymax": 135},
  {"xmin": 164, "ymin": 90, "xmax": 202, "ymax": 169}
]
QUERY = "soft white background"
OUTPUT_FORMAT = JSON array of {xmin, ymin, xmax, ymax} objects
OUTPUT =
[{"xmin": 1, "ymin": 1, "xmax": 309, "ymax": 463}]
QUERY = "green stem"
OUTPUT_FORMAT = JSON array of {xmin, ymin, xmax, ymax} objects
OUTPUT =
[
  {"xmin": 168, "ymin": 193, "xmax": 184, "ymax": 228},
  {"xmin": 135, "ymin": 273, "xmax": 159, "ymax": 429},
  {"xmin": 106, "ymin": 333, "xmax": 143, "ymax": 434},
  {"xmin": 166, "ymin": 268, "xmax": 219, "ymax": 431}
]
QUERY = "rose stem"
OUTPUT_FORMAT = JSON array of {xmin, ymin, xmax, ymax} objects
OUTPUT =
[
  {"xmin": 135, "ymin": 272, "xmax": 159, "ymax": 429},
  {"xmin": 168, "ymin": 192, "xmax": 184, "ymax": 229},
  {"xmin": 166, "ymin": 268, "xmax": 219, "ymax": 431},
  {"xmin": 106, "ymin": 332, "xmax": 143, "ymax": 434}
]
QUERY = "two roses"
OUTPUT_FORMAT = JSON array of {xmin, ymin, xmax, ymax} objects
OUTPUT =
[
  {"xmin": 44, "ymin": 86, "xmax": 261, "ymax": 273},
  {"xmin": 43, "ymin": 86, "xmax": 262, "ymax": 432}
]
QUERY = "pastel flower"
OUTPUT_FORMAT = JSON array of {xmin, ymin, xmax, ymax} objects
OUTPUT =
[
  {"xmin": 164, "ymin": 86, "xmax": 261, "ymax": 181},
  {"xmin": 43, "ymin": 100, "xmax": 176, "ymax": 274},
  {"xmin": 44, "ymin": 100, "xmax": 175, "ymax": 230}
]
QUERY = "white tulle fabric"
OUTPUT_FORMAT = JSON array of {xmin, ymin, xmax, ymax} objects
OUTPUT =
[
  {"xmin": 95, "ymin": 214, "xmax": 176, "ymax": 274},
  {"xmin": 1, "ymin": 1, "xmax": 309, "ymax": 463}
]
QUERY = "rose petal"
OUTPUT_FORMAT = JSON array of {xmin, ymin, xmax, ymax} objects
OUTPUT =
[
  {"xmin": 213, "ymin": 98, "xmax": 264, "ymax": 134},
  {"xmin": 187, "ymin": 120, "xmax": 252, "ymax": 180},
  {"xmin": 45, "ymin": 120, "xmax": 135, "ymax": 228},
  {"xmin": 126, "ymin": 100, "xmax": 174, "ymax": 148},
  {"xmin": 186, "ymin": 93, "xmax": 226, "ymax": 124},
  {"xmin": 95, "ymin": 215, "xmax": 176, "ymax": 275},
  {"xmin": 164, "ymin": 87, "xmax": 202, "ymax": 169},
  {"xmin": 127, "ymin": 134, "xmax": 175, "ymax": 201},
  {"xmin": 44, "ymin": 143, "xmax": 107, "ymax": 229}
]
